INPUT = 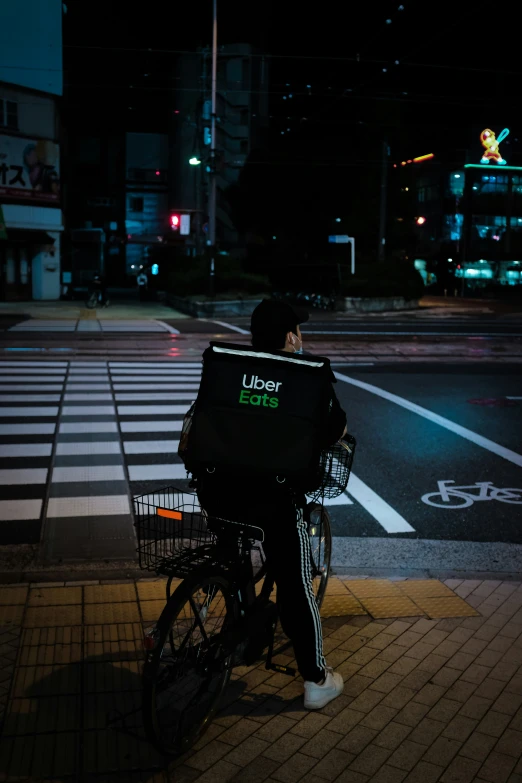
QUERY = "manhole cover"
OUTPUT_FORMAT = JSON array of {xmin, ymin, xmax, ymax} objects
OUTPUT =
[{"xmin": 467, "ymin": 398, "xmax": 519, "ymax": 407}]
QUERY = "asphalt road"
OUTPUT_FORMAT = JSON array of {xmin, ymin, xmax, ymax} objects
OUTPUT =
[
  {"xmin": 165, "ymin": 313, "xmax": 522, "ymax": 338},
  {"xmin": 0, "ymin": 340, "xmax": 520, "ymax": 576}
]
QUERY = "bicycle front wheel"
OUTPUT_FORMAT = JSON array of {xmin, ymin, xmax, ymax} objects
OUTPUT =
[
  {"xmin": 308, "ymin": 505, "xmax": 332, "ymax": 609},
  {"xmin": 142, "ymin": 571, "xmax": 238, "ymax": 756}
]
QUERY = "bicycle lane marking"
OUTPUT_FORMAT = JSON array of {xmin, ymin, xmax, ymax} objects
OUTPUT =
[{"xmin": 334, "ymin": 371, "xmax": 522, "ymax": 468}]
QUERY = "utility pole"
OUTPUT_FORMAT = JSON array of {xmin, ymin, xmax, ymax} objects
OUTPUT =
[
  {"xmin": 378, "ymin": 140, "xmax": 389, "ymax": 262},
  {"xmin": 208, "ymin": 0, "xmax": 218, "ymax": 296}
]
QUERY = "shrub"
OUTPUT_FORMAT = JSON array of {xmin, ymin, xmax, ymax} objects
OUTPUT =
[{"xmin": 340, "ymin": 260, "xmax": 424, "ymax": 299}]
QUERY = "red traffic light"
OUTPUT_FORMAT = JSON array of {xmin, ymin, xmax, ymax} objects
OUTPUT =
[{"xmin": 170, "ymin": 214, "xmax": 180, "ymax": 230}]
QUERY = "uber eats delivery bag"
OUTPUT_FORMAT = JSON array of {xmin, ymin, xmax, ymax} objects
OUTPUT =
[{"xmin": 179, "ymin": 342, "xmax": 334, "ymax": 486}]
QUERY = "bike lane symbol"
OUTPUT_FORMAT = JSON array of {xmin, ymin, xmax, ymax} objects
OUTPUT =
[{"xmin": 422, "ymin": 480, "xmax": 522, "ymax": 509}]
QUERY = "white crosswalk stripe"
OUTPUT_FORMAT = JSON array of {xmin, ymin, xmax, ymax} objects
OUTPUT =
[{"xmin": 0, "ymin": 359, "xmax": 362, "ymax": 554}]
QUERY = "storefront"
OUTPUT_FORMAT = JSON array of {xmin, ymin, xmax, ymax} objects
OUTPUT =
[{"xmin": 0, "ymin": 134, "xmax": 62, "ymax": 300}]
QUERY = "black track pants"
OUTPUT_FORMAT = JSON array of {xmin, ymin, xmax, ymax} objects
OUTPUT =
[{"xmin": 197, "ymin": 477, "xmax": 327, "ymax": 683}]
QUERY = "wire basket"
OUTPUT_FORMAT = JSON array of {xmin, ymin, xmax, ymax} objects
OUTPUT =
[
  {"xmin": 133, "ymin": 486, "xmax": 217, "ymax": 577},
  {"xmin": 306, "ymin": 434, "xmax": 356, "ymax": 502}
]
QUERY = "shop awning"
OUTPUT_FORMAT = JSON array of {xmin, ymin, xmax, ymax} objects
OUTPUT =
[{"xmin": 0, "ymin": 228, "xmax": 56, "ymax": 244}]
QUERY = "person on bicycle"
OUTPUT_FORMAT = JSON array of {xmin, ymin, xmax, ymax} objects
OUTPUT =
[
  {"xmin": 197, "ymin": 298, "xmax": 347, "ymax": 709},
  {"xmin": 89, "ymin": 273, "xmax": 108, "ymax": 307}
]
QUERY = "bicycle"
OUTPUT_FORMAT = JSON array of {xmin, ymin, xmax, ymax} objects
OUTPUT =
[
  {"xmin": 85, "ymin": 290, "xmax": 109, "ymax": 309},
  {"xmin": 421, "ymin": 480, "xmax": 522, "ymax": 508},
  {"xmin": 134, "ymin": 436, "xmax": 355, "ymax": 756}
]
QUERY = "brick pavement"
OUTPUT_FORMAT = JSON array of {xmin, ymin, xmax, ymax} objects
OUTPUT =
[{"xmin": 2, "ymin": 577, "xmax": 522, "ymax": 781}]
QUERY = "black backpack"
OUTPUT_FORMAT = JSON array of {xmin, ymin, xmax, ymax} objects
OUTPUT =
[{"xmin": 179, "ymin": 342, "xmax": 335, "ymax": 487}]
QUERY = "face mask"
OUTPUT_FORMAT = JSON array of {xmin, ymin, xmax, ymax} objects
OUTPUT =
[{"xmin": 294, "ymin": 346, "xmax": 303, "ymax": 354}]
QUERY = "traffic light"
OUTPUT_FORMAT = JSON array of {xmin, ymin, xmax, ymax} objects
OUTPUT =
[{"xmin": 170, "ymin": 214, "xmax": 180, "ymax": 231}]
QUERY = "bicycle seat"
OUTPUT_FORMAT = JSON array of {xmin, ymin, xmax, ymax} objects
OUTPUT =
[{"xmin": 206, "ymin": 516, "xmax": 264, "ymax": 543}]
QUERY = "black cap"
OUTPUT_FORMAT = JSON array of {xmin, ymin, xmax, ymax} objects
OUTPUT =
[{"xmin": 250, "ymin": 299, "xmax": 309, "ymax": 342}]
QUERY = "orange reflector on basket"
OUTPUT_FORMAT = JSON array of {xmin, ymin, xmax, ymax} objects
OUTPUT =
[{"xmin": 157, "ymin": 508, "xmax": 182, "ymax": 520}]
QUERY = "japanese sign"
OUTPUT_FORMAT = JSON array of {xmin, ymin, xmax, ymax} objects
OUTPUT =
[{"xmin": 0, "ymin": 135, "xmax": 60, "ymax": 203}]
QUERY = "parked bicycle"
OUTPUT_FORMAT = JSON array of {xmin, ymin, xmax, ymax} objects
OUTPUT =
[{"xmin": 133, "ymin": 436, "xmax": 355, "ymax": 756}]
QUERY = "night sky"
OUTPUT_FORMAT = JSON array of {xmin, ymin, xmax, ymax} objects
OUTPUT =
[{"xmin": 62, "ymin": 0, "xmax": 522, "ymax": 253}]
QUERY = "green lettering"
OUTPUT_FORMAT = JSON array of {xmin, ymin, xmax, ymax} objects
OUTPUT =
[
  {"xmin": 269, "ymin": 397, "xmax": 278, "ymax": 408},
  {"xmin": 239, "ymin": 390, "xmax": 250, "ymax": 403},
  {"xmin": 250, "ymin": 394, "xmax": 261, "ymax": 406},
  {"xmin": 262, "ymin": 393, "xmax": 269, "ymax": 406}
]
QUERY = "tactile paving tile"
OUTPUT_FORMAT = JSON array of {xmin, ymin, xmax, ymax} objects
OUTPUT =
[
  {"xmin": 139, "ymin": 600, "xmax": 166, "ymax": 624},
  {"xmin": 413, "ymin": 596, "xmax": 479, "ymax": 619},
  {"xmin": 28, "ymin": 587, "xmax": 82, "ymax": 607},
  {"xmin": 84, "ymin": 623, "xmax": 143, "ymax": 645},
  {"xmin": 84, "ymin": 602, "xmax": 140, "ymax": 625},
  {"xmin": 359, "ymin": 595, "xmax": 421, "ymax": 619},
  {"xmin": 12, "ymin": 663, "xmax": 81, "ymax": 698},
  {"xmin": 320, "ymin": 594, "xmax": 367, "ymax": 619},
  {"xmin": 344, "ymin": 580, "xmax": 403, "ymax": 598},
  {"xmin": 325, "ymin": 578, "xmax": 350, "ymax": 595},
  {"xmin": 18, "ymin": 637, "xmax": 82, "ymax": 667},
  {"xmin": 0, "ymin": 587, "xmax": 28, "ymax": 606},
  {"xmin": 398, "ymin": 580, "xmax": 455, "ymax": 598},
  {"xmin": 21, "ymin": 627, "xmax": 82, "ymax": 647},
  {"xmin": 0, "ymin": 605, "xmax": 25, "ymax": 625},
  {"xmin": 84, "ymin": 584, "xmax": 136, "ymax": 604},
  {"xmin": 136, "ymin": 580, "xmax": 171, "ymax": 602},
  {"xmin": 23, "ymin": 606, "xmax": 81, "ymax": 628}
]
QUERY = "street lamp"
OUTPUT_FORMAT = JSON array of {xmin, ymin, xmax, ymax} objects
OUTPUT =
[{"xmin": 189, "ymin": 157, "xmax": 201, "ymax": 166}]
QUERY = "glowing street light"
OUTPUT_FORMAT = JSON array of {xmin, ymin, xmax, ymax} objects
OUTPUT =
[{"xmin": 189, "ymin": 157, "xmax": 201, "ymax": 166}]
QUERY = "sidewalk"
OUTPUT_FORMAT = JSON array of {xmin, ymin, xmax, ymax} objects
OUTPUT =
[
  {"xmin": 2, "ymin": 575, "xmax": 522, "ymax": 782},
  {"xmin": 0, "ymin": 299, "xmax": 188, "ymax": 321}
]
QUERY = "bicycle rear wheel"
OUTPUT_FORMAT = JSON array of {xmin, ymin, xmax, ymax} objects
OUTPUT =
[
  {"xmin": 142, "ymin": 571, "xmax": 237, "ymax": 756},
  {"xmin": 308, "ymin": 505, "xmax": 332, "ymax": 609}
]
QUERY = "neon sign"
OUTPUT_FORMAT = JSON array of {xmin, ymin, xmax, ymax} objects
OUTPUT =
[{"xmin": 480, "ymin": 128, "xmax": 509, "ymax": 165}]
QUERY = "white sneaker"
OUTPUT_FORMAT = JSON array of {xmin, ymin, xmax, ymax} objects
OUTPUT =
[{"xmin": 304, "ymin": 667, "xmax": 344, "ymax": 710}]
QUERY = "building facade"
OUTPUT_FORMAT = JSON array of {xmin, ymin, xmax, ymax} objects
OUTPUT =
[
  {"xmin": 0, "ymin": 0, "xmax": 64, "ymax": 301},
  {"xmin": 171, "ymin": 44, "xmax": 269, "ymax": 254}
]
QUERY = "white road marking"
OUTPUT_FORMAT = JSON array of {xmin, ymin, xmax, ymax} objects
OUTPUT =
[
  {"xmin": 61, "ymin": 405, "xmax": 115, "ymax": 416},
  {"xmin": 112, "ymin": 383, "xmax": 200, "ymax": 390},
  {"xmin": 56, "ymin": 441, "xmax": 121, "ymax": 456},
  {"xmin": 0, "ymin": 443, "xmax": 53, "ymax": 458},
  {"xmin": 117, "ymin": 405, "xmax": 190, "ymax": 416},
  {"xmin": 0, "ymin": 499, "xmax": 42, "ymax": 520},
  {"xmin": 0, "ymin": 385, "xmax": 63, "ymax": 391},
  {"xmin": 47, "ymin": 495, "xmax": 130, "ymax": 517},
  {"xmin": 115, "ymin": 393, "xmax": 197, "ymax": 402},
  {"xmin": 0, "ymin": 407, "xmax": 59, "ymax": 417},
  {"xmin": 52, "ymin": 465, "xmax": 126, "ymax": 482},
  {"xmin": 128, "ymin": 463, "xmax": 187, "ymax": 481},
  {"xmin": 507, "ymin": 397, "xmax": 522, "ymax": 400},
  {"xmin": 0, "ymin": 395, "xmax": 61, "ymax": 402},
  {"xmin": 323, "ymin": 493, "xmax": 354, "ymax": 506},
  {"xmin": 0, "ymin": 423, "xmax": 55, "ymax": 435},
  {"xmin": 205, "ymin": 320, "xmax": 250, "ymax": 335},
  {"xmin": 59, "ymin": 422, "xmax": 117, "ymax": 434},
  {"xmin": 335, "ymin": 371, "xmax": 522, "ymax": 469},
  {"xmin": 66, "ymin": 384, "xmax": 111, "ymax": 391},
  {"xmin": 63, "ymin": 394, "xmax": 113, "ymax": 402},
  {"xmin": 154, "ymin": 320, "xmax": 180, "ymax": 334},
  {"xmin": 123, "ymin": 440, "xmax": 180, "ymax": 454},
  {"xmin": 109, "ymin": 369, "xmax": 201, "ymax": 376},
  {"xmin": 0, "ymin": 361, "xmax": 67, "ymax": 367},
  {"xmin": 346, "ymin": 473, "xmax": 415, "ymax": 533},
  {"xmin": 0, "ymin": 468, "xmax": 48, "ymax": 485},
  {"xmin": 119, "ymin": 420, "xmax": 182, "ymax": 433},
  {"xmin": 109, "ymin": 362, "xmax": 201, "ymax": 368}
]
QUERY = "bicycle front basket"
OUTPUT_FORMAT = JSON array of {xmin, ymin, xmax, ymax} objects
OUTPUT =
[
  {"xmin": 306, "ymin": 434, "xmax": 356, "ymax": 502},
  {"xmin": 133, "ymin": 485, "xmax": 216, "ymax": 576}
]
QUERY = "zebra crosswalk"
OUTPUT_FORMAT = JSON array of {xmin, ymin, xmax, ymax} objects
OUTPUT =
[
  {"xmin": 8, "ymin": 319, "xmax": 174, "ymax": 333},
  {"xmin": 0, "ymin": 359, "xmax": 355, "ymax": 557}
]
